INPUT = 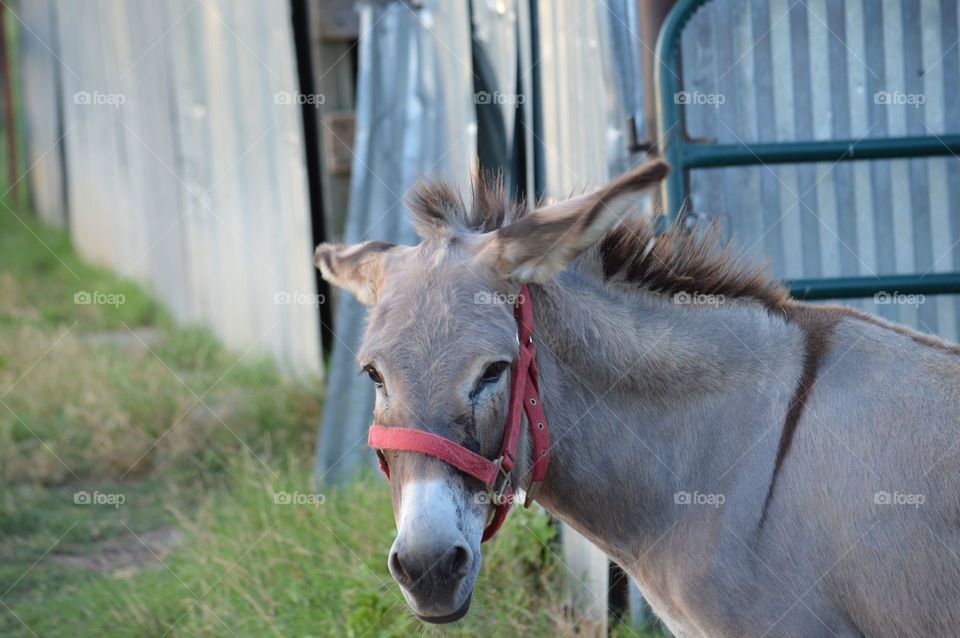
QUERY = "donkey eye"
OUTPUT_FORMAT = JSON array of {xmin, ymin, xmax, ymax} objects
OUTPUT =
[
  {"xmin": 477, "ymin": 361, "xmax": 510, "ymax": 388},
  {"xmin": 363, "ymin": 365, "xmax": 384, "ymax": 388}
]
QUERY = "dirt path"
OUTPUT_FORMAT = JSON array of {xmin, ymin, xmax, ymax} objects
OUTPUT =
[{"xmin": 50, "ymin": 526, "xmax": 183, "ymax": 577}]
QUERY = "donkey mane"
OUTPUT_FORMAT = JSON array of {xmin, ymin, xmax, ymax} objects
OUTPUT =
[{"xmin": 406, "ymin": 173, "xmax": 790, "ymax": 311}]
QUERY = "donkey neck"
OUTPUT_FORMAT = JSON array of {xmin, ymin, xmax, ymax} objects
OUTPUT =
[{"xmin": 526, "ymin": 271, "xmax": 807, "ymax": 564}]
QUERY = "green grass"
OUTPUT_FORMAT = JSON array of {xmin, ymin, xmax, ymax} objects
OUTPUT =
[
  {"xmin": 0, "ymin": 201, "xmax": 161, "ymax": 331},
  {"xmin": 2, "ymin": 456, "xmax": 566, "ymax": 637},
  {"xmin": 0, "ymin": 202, "xmax": 324, "ymax": 484},
  {"xmin": 0, "ymin": 201, "xmax": 664, "ymax": 637}
]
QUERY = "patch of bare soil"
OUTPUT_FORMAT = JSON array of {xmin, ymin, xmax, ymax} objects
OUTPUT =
[{"xmin": 50, "ymin": 526, "xmax": 183, "ymax": 577}]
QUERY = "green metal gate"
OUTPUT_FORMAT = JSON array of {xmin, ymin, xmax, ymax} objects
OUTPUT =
[{"xmin": 654, "ymin": 0, "xmax": 960, "ymax": 301}]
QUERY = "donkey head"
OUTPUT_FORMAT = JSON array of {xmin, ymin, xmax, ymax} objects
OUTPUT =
[{"xmin": 314, "ymin": 159, "xmax": 668, "ymax": 623}]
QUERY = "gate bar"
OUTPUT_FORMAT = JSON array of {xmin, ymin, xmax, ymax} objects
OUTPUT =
[
  {"xmin": 654, "ymin": 0, "xmax": 960, "ymax": 301},
  {"xmin": 788, "ymin": 273, "xmax": 960, "ymax": 301},
  {"xmin": 683, "ymin": 135, "xmax": 960, "ymax": 169}
]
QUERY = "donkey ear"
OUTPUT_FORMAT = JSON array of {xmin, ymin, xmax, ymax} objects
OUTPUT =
[
  {"xmin": 314, "ymin": 241, "xmax": 399, "ymax": 305},
  {"xmin": 478, "ymin": 159, "xmax": 669, "ymax": 282}
]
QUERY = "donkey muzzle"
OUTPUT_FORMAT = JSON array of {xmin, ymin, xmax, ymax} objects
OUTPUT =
[{"xmin": 389, "ymin": 532, "xmax": 475, "ymax": 621}]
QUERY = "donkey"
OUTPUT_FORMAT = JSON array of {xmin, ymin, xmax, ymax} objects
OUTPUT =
[{"xmin": 315, "ymin": 158, "xmax": 960, "ymax": 637}]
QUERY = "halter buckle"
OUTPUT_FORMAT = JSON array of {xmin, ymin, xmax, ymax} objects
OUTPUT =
[{"xmin": 486, "ymin": 456, "xmax": 512, "ymax": 505}]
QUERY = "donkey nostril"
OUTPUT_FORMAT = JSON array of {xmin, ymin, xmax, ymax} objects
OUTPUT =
[
  {"xmin": 390, "ymin": 551, "xmax": 415, "ymax": 585},
  {"xmin": 447, "ymin": 544, "xmax": 472, "ymax": 578},
  {"xmin": 392, "ymin": 543, "xmax": 471, "ymax": 587}
]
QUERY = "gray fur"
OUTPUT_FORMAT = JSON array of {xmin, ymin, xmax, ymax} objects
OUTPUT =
[{"xmin": 316, "ymin": 161, "xmax": 960, "ymax": 636}]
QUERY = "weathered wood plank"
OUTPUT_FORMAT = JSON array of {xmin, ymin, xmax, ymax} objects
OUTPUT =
[
  {"xmin": 313, "ymin": 0, "xmax": 359, "ymax": 42},
  {"xmin": 322, "ymin": 111, "xmax": 355, "ymax": 175}
]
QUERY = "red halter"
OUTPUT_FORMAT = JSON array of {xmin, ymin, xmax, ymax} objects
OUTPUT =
[{"xmin": 367, "ymin": 284, "xmax": 551, "ymax": 542}]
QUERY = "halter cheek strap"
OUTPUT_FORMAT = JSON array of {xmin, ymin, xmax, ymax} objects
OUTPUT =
[{"xmin": 367, "ymin": 284, "xmax": 551, "ymax": 542}]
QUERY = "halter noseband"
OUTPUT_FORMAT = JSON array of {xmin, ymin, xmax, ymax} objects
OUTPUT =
[{"xmin": 367, "ymin": 284, "xmax": 551, "ymax": 542}]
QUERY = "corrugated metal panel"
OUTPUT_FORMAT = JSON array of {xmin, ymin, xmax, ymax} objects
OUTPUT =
[
  {"xmin": 19, "ymin": 0, "xmax": 321, "ymax": 373},
  {"xmin": 599, "ymin": 0, "xmax": 645, "ymax": 177},
  {"xmin": 472, "ymin": 0, "xmax": 520, "ymax": 160},
  {"xmin": 314, "ymin": 0, "xmax": 477, "ymax": 484},
  {"xmin": 679, "ymin": 0, "xmax": 960, "ymax": 342}
]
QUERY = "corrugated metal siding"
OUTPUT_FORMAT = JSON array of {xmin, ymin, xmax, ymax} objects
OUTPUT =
[
  {"xmin": 314, "ymin": 0, "xmax": 477, "ymax": 484},
  {"xmin": 679, "ymin": 0, "xmax": 960, "ymax": 342},
  {"xmin": 19, "ymin": 0, "xmax": 321, "ymax": 373}
]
